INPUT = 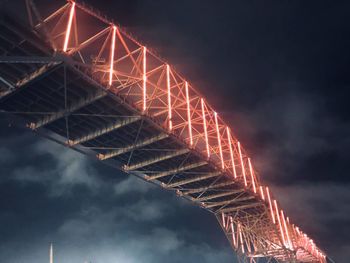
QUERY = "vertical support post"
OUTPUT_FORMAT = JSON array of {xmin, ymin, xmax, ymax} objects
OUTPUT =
[
  {"xmin": 227, "ymin": 127, "xmax": 237, "ymax": 178},
  {"xmin": 238, "ymin": 142, "xmax": 247, "ymax": 186},
  {"xmin": 63, "ymin": 2, "xmax": 75, "ymax": 52},
  {"xmin": 214, "ymin": 111, "xmax": 224, "ymax": 169},
  {"xmin": 185, "ymin": 81, "xmax": 193, "ymax": 146},
  {"xmin": 281, "ymin": 210, "xmax": 293, "ymax": 249},
  {"xmin": 259, "ymin": 186, "xmax": 265, "ymax": 200},
  {"xmin": 166, "ymin": 64, "xmax": 172, "ymax": 131},
  {"xmin": 143, "ymin": 46, "xmax": 147, "ymax": 111},
  {"xmin": 230, "ymin": 217, "xmax": 237, "ymax": 248},
  {"xmin": 201, "ymin": 98, "xmax": 210, "ymax": 158},
  {"xmin": 109, "ymin": 26, "xmax": 117, "ymax": 86},
  {"xmin": 248, "ymin": 158, "xmax": 257, "ymax": 193},
  {"xmin": 238, "ymin": 223, "xmax": 245, "ymax": 253},
  {"xmin": 221, "ymin": 212, "xmax": 226, "ymax": 228},
  {"xmin": 274, "ymin": 200, "xmax": 286, "ymax": 247},
  {"xmin": 266, "ymin": 187, "xmax": 276, "ymax": 224}
]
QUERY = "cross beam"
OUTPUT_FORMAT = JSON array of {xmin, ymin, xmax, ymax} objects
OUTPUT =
[
  {"xmin": 218, "ymin": 202, "xmax": 262, "ymax": 214},
  {"xmin": 0, "ymin": 56, "xmax": 61, "ymax": 64},
  {"xmin": 181, "ymin": 180, "xmax": 236, "ymax": 195},
  {"xmin": 99, "ymin": 133, "xmax": 169, "ymax": 160},
  {"xmin": 193, "ymin": 189, "xmax": 245, "ymax": 202},
  {"xmin": 166, "ymin": 171, "xmax": 221, "ymax": 188},
  {"xmin": 30, "ymin": 89, "xmax": 106, "ymax": 129},
  {"xmin": 204, "ymin": 195, "xmax": 256, "ymax": 208},
  {"xmin": 125, "ymin": 147, "xmax": 189, "ymax": 171},
  {"xmin": 69, "ymin": 116, "xmax": 141, "ymax": 145},
  {"xmin": 1, "ymin": 62, "xmax": 60, "ymax": 99},
  {"xmin": 146, "ymin": 161, "xmax": 207, "ymax": 181}
]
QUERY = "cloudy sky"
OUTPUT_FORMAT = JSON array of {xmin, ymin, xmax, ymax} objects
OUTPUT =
[{"xmin": 1, "ymin": 0, "xmax": 350, "ymax": 262}]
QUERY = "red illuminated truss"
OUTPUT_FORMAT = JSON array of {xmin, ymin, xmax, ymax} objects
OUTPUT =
[{"xmin": 0, "ymin": 1, "xmax": 327, "ymax": 262}]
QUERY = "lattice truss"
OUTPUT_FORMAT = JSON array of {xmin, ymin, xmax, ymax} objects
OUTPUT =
[{"xmin": 0, "ymin": 1, "xmax": 327, "ymax": 262}]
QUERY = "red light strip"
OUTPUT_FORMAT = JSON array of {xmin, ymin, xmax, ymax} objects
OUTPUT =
[
  {"xmin": 109, "ymin": 26, "xmax": 117, "ymax": 86},
  {"xmin": 185, "ymin": 81, "xmax": 193, "ymax": 146},
  {"xmin": 230, "ymin": 217, "xmax": 237, "ymax": 247},
  {"xmin": 143, "ymin": 46, "xmax": 147, "ymax": 111},
  {"xmin": 214, "ymin": 111, "xmax": 224, "ymax": 169},
  {"xmin": 237, "ymin": 142, "xmax": 247, "ymax": 186},
  {"xmin": 266, "ymin": 187, "xmax": 276, "ymax": 224},
  {"xmin": 221, "ymin": 212, "xmax": 225, "ymax": 228},
  {"xmin": 63, "ymin": 2, "xmax": 75, "ymax": 52},
  {"xmin": 238, "ymin": 223, "xmax": 245, "ymax": 253},
  {"xmin": 226, "ymin": 127, "xmax": 237, "ymax": 178},
  {"xmin": 201, "ymin": 98, "xmax": 210, "ymax": 158},
  {"xmin": 274, "ymin": 200, "xmax": 286, "ymax": 247},
  {"xmin": 259, "ymin": 186, "xmax": 265, "ymax": 200},
  {"xmin": 166, "ymin": 64, "xmax": 172, "ymax": 130},
  {"xmin": 248, "ymin": 158, "xmax": 257, "ymax": 193},
  {"xmin": 281, "ymin": 210, "xmax": 293, "ymax": 249}
]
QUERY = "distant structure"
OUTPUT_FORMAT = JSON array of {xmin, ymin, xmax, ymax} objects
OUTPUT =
[
  {"xmin": 0, "ymin": 1, "xmax": 327, "ymax": 262},
  {"xmin": 50, "ymin": 244, "xmax": 53, "ymax": 263}
]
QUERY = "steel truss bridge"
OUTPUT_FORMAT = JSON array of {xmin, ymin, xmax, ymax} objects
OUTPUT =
[{"xmin": 0, "ymin": 1, "xmax": 327, "ymax": 262}]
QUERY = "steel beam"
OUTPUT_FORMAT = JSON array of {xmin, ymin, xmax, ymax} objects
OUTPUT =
[
  {"xmin": 30, "ymin": 89, "xmax": 106, "ymax": 129},
  {"xmin": 146, "ymin": 161, "xmax": 207, "ymax": 181},
  {"xmin": 0, "ymin": 56, "xmax": 61, "ymax": 64},
  {"xmin": 193, "ymin": 189, "xmax": 244, "ymax": 202},
  {"xmin": 204, "ymin": 196, "xmax": 256, "ymax": 208},
  {"xmin": 99, "ymin": 133, "xmax": 168, "ymax": 160},
  {"xmin": 182, "ymin": 180, "xmax": 236, "ymax": 195},
  {"xmin": 125, "ymin": 147, "xmax": 189, "ymax": 171},
  {"xmin": 69, "ymin": 116, "xmax": 141, "ymax": 145},
  {"xmin": 0, "ymin": 62, "xmax": 60, "ymax": 99},
  {"xmin": 219, "ymin": 202, "xmax": 262, "ymax": 214},
  {"xmin": 166, "ymin": 171, "xmax": 221, "ymax": 188}
]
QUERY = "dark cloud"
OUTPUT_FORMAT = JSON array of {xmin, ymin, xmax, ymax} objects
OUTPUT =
[
  {"xmin": 0, "ymin": 124, "xmax": 234, "ymax": 263},
  {"xmin": 1, "ymin": 0, "xmax": 350, "ymax": 262}
]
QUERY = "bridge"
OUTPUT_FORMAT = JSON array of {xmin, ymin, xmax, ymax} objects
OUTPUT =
[{"xmin": 0, "ymin": 1, "xmax": 327, "ymax": 262}]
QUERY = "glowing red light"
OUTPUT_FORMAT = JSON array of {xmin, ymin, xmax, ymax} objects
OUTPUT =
[
  {"xmin": 259, "ymin": 186, "xmax": 265, "ymax": 200},
  {"xmin": 230, "ymin": 217, "xmax": 237, "ymax": 247},
  {"xmin": 226, "ymin": 127, "xmax": 237, "ymax": 178},
  {"xmin": 274, "ymin": 200, "xmax": 286, "ymax": 247},
  {"xmin": 281, "ymin": 210, "xmax": 293, "ymax": 249},
  {"xmin": 166, "ymin": 64, "xmax": 172, "ymax": 130},
  {"xmin": 237, "ymin": 142, "xmax": 247, "ymax": 186},
  {"xmin": 185, "ymin": 82, "xmax": 193, "ymax": 146},
  {"xmin": 266, "ymin": 187, "xmax": 275, "ymax": 224},
  {"xmin": 221, "ymin": 212, "xmax": 225, "ymax": 228},
  {"xmin": 109, "ymin": 26, "xmax": 117, "ymax": 86},
  {"xmin": 238, "ymin": 223, "xmax": 245, "ymax": 253},
  {"xmin": 63, "ymin": 2, "xmax": 75, "ymax": 52},
  {"xmin": 248, "ymin": 158, "xmax": 257, "ymax": 193},
  {"xmin": 214, "ymin": 111, "xmax": 224, "ymax": 169},
  {"xmin": 143, "ymin": 46, "xmax": 147, "ymax": 111},
  {"xmin": 201, "ymin": 98, "xmax": 210, "ymax": 158}
]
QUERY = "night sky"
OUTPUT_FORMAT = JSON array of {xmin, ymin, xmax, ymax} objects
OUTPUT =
[{"xmin": 1, "ymin": 0, "xmax": 350, "ymax": 262}]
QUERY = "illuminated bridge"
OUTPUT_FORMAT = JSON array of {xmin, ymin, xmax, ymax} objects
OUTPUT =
[{"xmin": 0, "ymin": 1, "xmax": 327, "ymax": 262}]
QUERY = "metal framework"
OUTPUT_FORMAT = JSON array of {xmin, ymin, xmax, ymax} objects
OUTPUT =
[{"xmin": 0, "ymin": 1, "xmax": 327, "ymax": 262}]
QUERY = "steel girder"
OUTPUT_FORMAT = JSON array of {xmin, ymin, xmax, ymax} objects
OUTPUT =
[
  {"xmin": 69, "ymin": 116, "xmax": 142, "ymax": 146},
  {"xmin": 165, "ymin": 171, "xmax": 221, "ymax": 188},
  {"xmin": 29, "ymin": 89, "xmax": 106, "ymax": 129},
  {"xmin": 146, "ymin": 161, "xmax": 207, "ymax": 181},
  {"xmin": 99, "ymin": 132, "xmax": 169, "ymax": 160},
  {"xmin": 125, "ymin": 147, "xmax": 189, "ymax": 171}
]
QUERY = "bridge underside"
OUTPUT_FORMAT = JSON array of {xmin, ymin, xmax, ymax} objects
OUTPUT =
[
  {"xmin": 0, "ymin": 5, "xmax": 324, "ymax": 263},
  {"xmin": 0, "ymin": 11, "xmax": 265, "ymax": 222}
]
